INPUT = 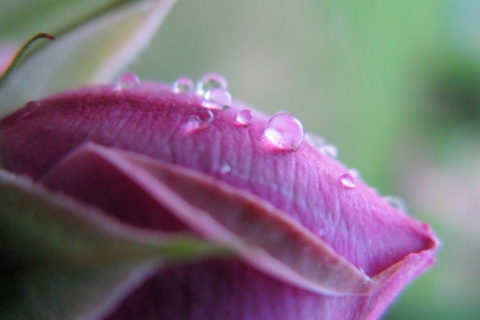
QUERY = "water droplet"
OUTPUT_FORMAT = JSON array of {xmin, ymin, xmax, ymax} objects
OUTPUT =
[
  {"xmin": 203, "ymin": 88, "xmax": 232, "ymax": 109},
  {"xmin": 320, "ymin": 144, "xmax": 338, "ymax": 158},
  {"xmin": 235, "ymin": 109, "xmax": 254, "ymax": 126},
  {"xmin": 339, "ymin": 172, "xmax": 356, "ymax": 189},
  {"xmin": 348, "ymin": 169, "xmax": 360, "ymax": 179},
  {"xmin": 196, "ymin": 73, "xmax": 228, "ymax": 95},
  {"xmin": 116, "ymin": 72, "xmax": 140, "ymax": 90},
  {"xmin": 264, "ymin": 113, "xmax": 304, "ymax": 151},
  {"xmin": 184, "ymin": 108, "xmax": 214, "ymax": 133},
  {"xmin": 21, "ymin": 101, "xmax": 41, "ymax": 118},
  {"xmin": 172, "ymin": 77, "xmax": 194, "ymax": 92},
  {"xmin": 384, "ymin": 196, "xmax": 408, "ymax": 213},
  {"xmin": 25, "ymin": 101, "xmax": 41, "ymax": 109},
  {"xmin": 220, "ymin": 164, "xmax": 231, "ymax": 174},
  {"xmin": 305, "ymin": 133, "xmax": 326, "ymax": 149}
]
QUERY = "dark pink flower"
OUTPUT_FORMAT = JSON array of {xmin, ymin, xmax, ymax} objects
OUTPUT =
[{"xmin": 0, "ymin": 76, "xmax": 438, "ymax": 319}]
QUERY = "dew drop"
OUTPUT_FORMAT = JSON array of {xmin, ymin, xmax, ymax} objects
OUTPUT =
[
  {"xmin": 172, "ymin": 77, "xmax": 194, "ymax": 92},
  {"xmin": 21, "ymin": 101, "xmax": 41, "ymax": 118},
  {"xmin": 184, "ymin": 108, "xmax": 214, "ymax": 133},
  {"xmin": 264, "ymin": 113, "xmax": 304, "ymax": 151},
  {"xmin": 348, "ymin": 168, "xmax": 360, "ymax": 179},
  {"xmin": 25, "ymin": 100, "xmax": 41, "ymax": 109},
  {"xmin": 203, "ymin": 88, "xmax": 232, "ymax": 109},
  {"xmin": 220, "ymin": 164, "xmax": 231, "ymax": 174},
  {"xmin": 196, "ymin": 73, "xmax": 228, "ymax": 95},
  {"xmin": 384, "ymin": 196, "xmax": 408, "ymax": 213},
  {"xmin": 320, "ymin": 144, "xmax": 338, "ymax": 158},
  {"xmin": 116, "ymin": 72, "xmax": 140, "ymax": 90},
  {"xmin": 305, "ymin": 133, "xmax": 326, "ymax": 149},
  {"xmin": 339, "ymin": 172, "xmax": 356, "ymax": 189},
  {"xmin": 235, "ymin": 109, "xmax": 254, "ymax": 126}
]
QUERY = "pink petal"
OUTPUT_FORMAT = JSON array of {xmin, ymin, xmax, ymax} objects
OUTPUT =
[
  {"xmin": 40, "ymin": 143, "xmax": 436, "ymax": 319},
  {"xmin": 41, "ymin": 143, "xmax": 394, "ymax": 295},
  {"xmin": 104, "ymin": 254, "xmax": 435, "ymax": 320},
  {"xmin": 0, "ymin": 83, "xmax": 437, "ymax": 274},
  {"xmin": 0, "ymin": 82, "xmax": 439, "ymax": 318}
]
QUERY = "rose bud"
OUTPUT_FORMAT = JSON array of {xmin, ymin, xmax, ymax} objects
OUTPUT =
[{"xmin": 0, "ymin": 73, "xmax": 438, "ymax": 319}]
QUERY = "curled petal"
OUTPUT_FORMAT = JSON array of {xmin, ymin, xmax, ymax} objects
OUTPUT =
[
  {"xmin": 41, "ymin": 143, "xmax": 406, "ymax": 295},
  {"xmin": 0, "ymin": 82, "xmax": 439, "ymax": 318}
]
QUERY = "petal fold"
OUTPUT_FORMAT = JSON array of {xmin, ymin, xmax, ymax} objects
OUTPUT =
[{"xmin": 41, "ymin": 143, "xmax": 435, "ymax": 296}]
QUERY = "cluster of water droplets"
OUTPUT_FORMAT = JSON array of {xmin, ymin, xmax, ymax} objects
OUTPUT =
[
  {"xmin": 172, "ymin": 73, "xmax": 305, "ymax": 151},
  {"xmin": 171, "ymin": 74, "xmax": 232, "ymax": 133},
  {"xmin": 171, "ymin": 73, "xmax": 232, "ymax": 110},
  {"xmin": 114, "ymin": 72, "xmax": 306, "ymax": 151},
  {"xmin": 114, "ymin": 72, "xmax": 408, "ymax": 210}
]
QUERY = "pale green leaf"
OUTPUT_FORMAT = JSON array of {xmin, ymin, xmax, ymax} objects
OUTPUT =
[
  {"xmin": 0, "ymin": 168, "xmax": 228, "ymax": 319},
  {"xmin": 0, "ymin": 169, "xmax": 226, "ymax": 268},
  {"xmin": 0, "ymin": 0, "xmax": 129, "ymax": 40},
  {"xmin": 0, "ymin": 0, "xmax": 176, "ymax": 117}
]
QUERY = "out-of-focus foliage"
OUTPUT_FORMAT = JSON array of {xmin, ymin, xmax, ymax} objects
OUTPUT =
[{"xmin": 1, "ymin": 0, "xmax": 479, "ymax": 319}]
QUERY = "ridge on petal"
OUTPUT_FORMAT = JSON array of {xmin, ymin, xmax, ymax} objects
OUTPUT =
[
  {"xmin": 0, "ymin": 81, "xmax": 439, "ymax": 287},
  {"xmin": 41, "ymin": 143, "xmax": 437, "ymax": 296}
]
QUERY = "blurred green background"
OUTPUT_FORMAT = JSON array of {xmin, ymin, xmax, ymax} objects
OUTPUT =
[{"xmin": 1, "ymin": 0, "xmax": 479, "ymax": 318}]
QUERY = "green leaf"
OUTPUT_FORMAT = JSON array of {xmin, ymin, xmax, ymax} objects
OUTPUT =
[
  {"xmin": 0, "ymin": 33, "xmax": 55, "ymax": 84},
  {"xmin": 0, "ymin": 168, "xmax": 229, "ymax": 319},
  {"xmin": 0, "ymin": 0, "xmax": 177, "ymax": 118},
  {"xmin": 0, "ymin": 0, "xmax": 131, "ymax": 41},
  {"xmin": 0, "ymin": 169, "xmax": 227, "ymax": 268}
]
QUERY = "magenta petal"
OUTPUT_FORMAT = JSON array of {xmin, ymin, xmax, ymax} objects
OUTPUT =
[
  {"xmin": 39, "ymin": 143, "xmax": 437, "ymax": 319},
  {"xmin": 41, "ymin": 143, "xmax": 386, "ymax": 295},
  {"xmin": 0, "ymin": 82, "xmax": 439, "ymax": 318},
  {"xmin": 104, "ymin": 254, "xmax": 435, "ymax": 320},
  {"xmin": 0, "ymin": 83, "xmax": 436, "ymax": 273}
]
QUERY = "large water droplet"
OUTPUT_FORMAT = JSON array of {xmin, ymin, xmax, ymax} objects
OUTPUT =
[
  {"xmin": 172, "ymin": 77, "xmax": 194, "ymax": 92},
  {"xmin": 235, "ymin": 109, "xmax": 254, "ymax": 126},
  {"xmin": 203, "ymin": 88, "xmax": 232, "ymax": 109},
  {"xmin": 339, "ymin": 172, "xmax": 356, "ymax": 189},
  {"xmin": 196, "ymin": 73, "xmax": 228, "ymax": 95},
  {"xmin": 184, "ymin": 108, "xmax": 214, "ymax": 133},
  {"xmin": 116, "ymin": 72, "xmax": 140, "ymax": 90},
  {"xmin": 264, "ymin": 113, "xmax": 304, "ymax": 151},
  {"xmin": 383, "ymin": 196, "xmax": 408, "ymax": 213}
]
